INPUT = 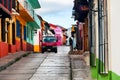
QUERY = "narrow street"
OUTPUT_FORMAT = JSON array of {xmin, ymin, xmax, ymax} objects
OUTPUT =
[
  {"xmin": 0, "ymin": 46, "xmax": 70, "ymax": 80},
  {"xmin": 0, "ymin": 0, "xmax": 120, "ymax": 80}
]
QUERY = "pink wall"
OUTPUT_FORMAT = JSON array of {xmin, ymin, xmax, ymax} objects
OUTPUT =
[{"xmin": 54, "ymin": 27, "xmax": 63, "ymax": 46}]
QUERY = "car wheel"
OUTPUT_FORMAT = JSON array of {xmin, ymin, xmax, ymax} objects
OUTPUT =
[
  {"xmin": 55, "ymin": 51, "xmax": 57, "ymax": 53},
  {"xmin": 42, "ymin": 48, "xmax": 44, "ymax": 53},
  {"xmin": 54, "ymin": 48, "xmax": 57, "ymax": 53}
]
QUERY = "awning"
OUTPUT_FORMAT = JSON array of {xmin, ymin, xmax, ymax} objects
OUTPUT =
[{"xmin": 28, "ymin": 0, "xmax": 41, "ymax": 9}]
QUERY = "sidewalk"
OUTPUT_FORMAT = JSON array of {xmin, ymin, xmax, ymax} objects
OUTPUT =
[
  {"xmin": 0, "ymin": 51, "xmax": 31, "ymax": 71},
  {"xmin": 69, "ymin": 51, "xmax": 92, "ymax": 80}
]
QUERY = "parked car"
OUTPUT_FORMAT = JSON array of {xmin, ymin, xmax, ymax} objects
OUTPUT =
[{"xmin": 41, "ymin": 36, "xmax": 57, "ymax": 53}]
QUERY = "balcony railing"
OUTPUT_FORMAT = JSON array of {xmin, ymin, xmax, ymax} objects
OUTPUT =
[
  {"xmin": 8, "ymin": 0, "xmax": 11, "ymax": 11},
  {"xmin": 0, "ymin": 0, "xmax": 2, "ymax": 3},
  {"xmin": 24, "ymin": 1, "xmax": 34, "ymax": 19},
  {"xmin": 0, "ymin": 0, "xmax": 12, "ymax": 12},
  {"xmin": 12, "ymin": 0, "xmax": 15, "ymax": 9}
]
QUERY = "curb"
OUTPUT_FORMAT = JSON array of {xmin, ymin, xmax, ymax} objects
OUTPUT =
[
  {"xmin": 0, "ymin": 52, "xmax": 31, "ymax": 71},
  {"xmin": 69, "ymin": 54, "xmax": 92, "ymax": 80}
]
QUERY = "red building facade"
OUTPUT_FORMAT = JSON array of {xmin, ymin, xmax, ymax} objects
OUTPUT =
[{"xmin": 0, "ymin": 0, "xmax": 12, "ymax": 58}]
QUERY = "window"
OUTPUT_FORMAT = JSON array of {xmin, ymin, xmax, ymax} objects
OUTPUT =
[
  {"xmin": 43, "ymin": 36, "xmax": 56, "ymax": 42},
  {"xmin": 24, "ymin": 27, "xmax": 26, "ymax": 40},
  {"xmin": 16, "ymin": 20, "xmax": 20, "ymax": 38},
  {"xmin": 1, "ymin": 18, "xmax": 6, "ymax": 42},
  {"xmin": 98, "ymin": 0, "xmax": 109, "ymax": 74},
  {"xmin": 27, "ymin": 27, "xmax": 29, "ymax": 38},
  {"xmin": 8, "ymin": 0, "xmax": 11, "ymax": 11},
  {"xmin": 31, "ymin": 30, "xmax": 33, "ymax": 40},
  {"xmin": 12, "ymin": 23, "xmax": 15, "ymax": 44}
]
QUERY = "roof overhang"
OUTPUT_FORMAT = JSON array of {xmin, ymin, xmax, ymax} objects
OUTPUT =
[
  {"xmin": 19, "ymin": 3, "xmax": 34, "ymax": 22},
  {"xmin": 28, "ymin": 0, "xmax": 41, "ymax": 9}
]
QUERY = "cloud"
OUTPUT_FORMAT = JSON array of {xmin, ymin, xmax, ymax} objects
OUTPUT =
[
  {"xmin": 39, "ymin": 10, "xmax": 75, "ymax": 28},
  {"xmin": 37, "ymin": 0, "xmax": 74, "ymax": 15},
  {"xmin": 36, "ymin": 0, "xmax": 75, "ymax": 28}
]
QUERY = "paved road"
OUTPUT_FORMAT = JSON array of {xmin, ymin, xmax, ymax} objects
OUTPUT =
[{"xmin": 0, "ymin": 46, "xmax": 70, "ymax": 80}]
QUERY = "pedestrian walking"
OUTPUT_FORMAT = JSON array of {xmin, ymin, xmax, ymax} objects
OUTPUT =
[{"xmin": 69, "ymin": 37, "xmax": 73, "ymax": 51}]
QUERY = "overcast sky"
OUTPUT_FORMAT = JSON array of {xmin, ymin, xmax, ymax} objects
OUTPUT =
[{"xmin": 36, "ymin": 0, "xmax": 75, "ymax": 29}]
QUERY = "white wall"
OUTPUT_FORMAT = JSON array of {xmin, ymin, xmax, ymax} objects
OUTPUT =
[
  {"xmin": 109, "ymin": 0, "xmax": 120, "ymax": 75},
  {"xmin": 33, "ymin": 29, "xmax": 40, "ymax": 45}
]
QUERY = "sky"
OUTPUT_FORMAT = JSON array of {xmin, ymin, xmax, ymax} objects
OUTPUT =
[{"xmin": 36, "ymin": 0, "xmax": 75, "ymax": 29}]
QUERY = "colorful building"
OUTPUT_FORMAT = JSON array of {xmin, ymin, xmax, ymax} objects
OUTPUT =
[
  {"xmin": 0, "ymin": 0, "xmax": 12, "ymax": 58},
  {"xmin": 88, "ymin": 0, "xmax": 120, "ymax": 80},
  {"xmin": 56, "ymin": 25, "xmax": 67, "ymax": 45},
  {"xmin": 73, "ymin": 0, "xmax": 119, "ymax": 79},
  {"xmin": 49, "ymin": 24, "xmax": 63, "ymax": 46},
  {"xmin": 11, "ymin": 0, "xmax": 40, "ymax": 52},
  {"xmin": 25, "ymin": 0, "xmax": 41, "ymax": 51},
  {"xmin": 33, "ymin": 29, "xmax": 42, "ymax": 52},
  {"xmin": 34, "ymin": 16, "xmax": 47, "ymax": 53},
  {"xmin": 0, "ymin": 0, "xmax": 41, "ymax": 58}
]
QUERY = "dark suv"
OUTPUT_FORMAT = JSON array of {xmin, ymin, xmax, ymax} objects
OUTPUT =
[{"xmin": 41, "ymin": 36, "xmax": 57, "ymax": 53}]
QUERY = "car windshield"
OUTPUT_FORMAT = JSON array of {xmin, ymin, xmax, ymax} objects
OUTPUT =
[{"xmin": 43, "ymin": 36, "xmax": 56, "ymax": 42}]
